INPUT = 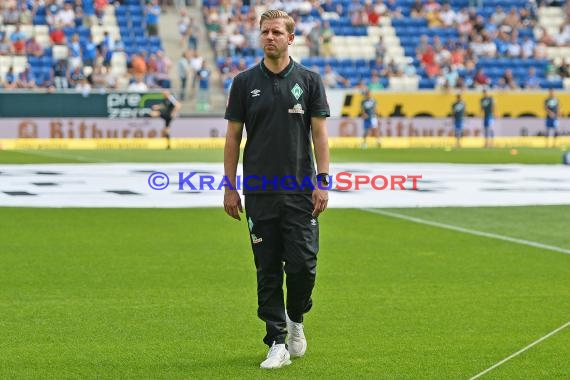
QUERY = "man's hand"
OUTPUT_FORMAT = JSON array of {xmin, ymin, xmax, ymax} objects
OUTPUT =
[
  {"xmin": 312, "ymin": 188, "xmax": 328, "ymax": 217},
  {"xmin": 224, "ymin": 189, "xmax": 243, "ymax": 220}
]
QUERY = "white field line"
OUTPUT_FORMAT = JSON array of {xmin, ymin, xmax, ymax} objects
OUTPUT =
[
  {"xmin": 362, "ymin": 208, "xmax": 570, "ymax": 256},
  {"xmin": 468, "ymin": 321, "xmax": 570, "ymax": 379}
]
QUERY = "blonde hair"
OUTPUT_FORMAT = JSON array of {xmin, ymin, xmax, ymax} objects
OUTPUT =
[{"xmin": 259, "ymin": 10, "xmax": 295, "ymax": 34}]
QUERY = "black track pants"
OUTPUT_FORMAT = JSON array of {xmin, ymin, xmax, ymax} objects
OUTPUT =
[{"xmin": 244, "ymin": 193, "xmax": 319, "ymax": 346}]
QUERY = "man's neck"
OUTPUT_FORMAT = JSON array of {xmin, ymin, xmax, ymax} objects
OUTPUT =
[{"xmin": 264, "ymin": 56, "xmax": 291, "ymax": 74}]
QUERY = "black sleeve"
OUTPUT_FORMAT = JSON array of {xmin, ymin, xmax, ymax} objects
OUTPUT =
[
  {"xmin": 309, "ymin": 72, "xmax": 330, "ymax": 118},
  {"xmin": 224, "ymin": 74, "xmax": 245, "ymax": 122}
]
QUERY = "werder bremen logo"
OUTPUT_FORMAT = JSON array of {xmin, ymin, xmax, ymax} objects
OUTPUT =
[{"xmin": 291, "ymin": 83, "xmax": 303, "ymax": 100}]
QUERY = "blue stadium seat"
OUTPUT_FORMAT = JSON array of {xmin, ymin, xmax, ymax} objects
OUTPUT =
[
  {"xmin": 419, "ymin": 78, "xmax": 436, "ymax": 89},
  {"xmin": 540, "ymin": 79, "xmax": 563, "ymax": 89}
]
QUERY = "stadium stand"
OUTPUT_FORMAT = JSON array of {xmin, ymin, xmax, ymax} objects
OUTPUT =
[
  {"xmin": 203, "ymin": 0, "xmax": 570, "ymax": 93},
  {"xmin": 0, "ymin": 0, "xmax": 168, "ymax": 91},
  {"xmin": 2, "ymin": 0, "xmax": 570, "ymax": 100}
]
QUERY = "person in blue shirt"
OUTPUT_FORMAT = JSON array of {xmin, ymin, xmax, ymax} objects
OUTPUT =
[
  {"xmin": 196, "ymin": 62, "xmax": 211, "ymax": 112},
  {"xmin": 145, "ymin": 0, "xmax": 161, "ymax": 36},
  {"xmin": 480, "ymin": 88, "xmax": 495, "ymax": 148},
  {"xmin": 360, "ymin": 88, "xmax": 380, "ymax": 148},
  {"xmin": 452, "ymin": 93, "xmax": 466, "ymax": 148},
  {"xmin": 544, "ymin": 88, "xmax": 560, "ymax": 147}
]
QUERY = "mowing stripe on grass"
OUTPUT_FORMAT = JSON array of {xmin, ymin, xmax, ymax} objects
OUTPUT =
[
  {"xmin": 362, "ymin": 209, "xmax": 570, "ymax": 255},
  {"xmin": 468, "ymin": 321, "xmax": 570, "ymax": 379}
]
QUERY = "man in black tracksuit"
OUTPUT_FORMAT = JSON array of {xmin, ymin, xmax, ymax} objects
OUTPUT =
[
  {"xmin": 223, "ymin": 10, "xmax": 330, "ymax": 369},
  {"xmin": 150, "ymin": 91, "xmax": 181, "ymax": 149}
]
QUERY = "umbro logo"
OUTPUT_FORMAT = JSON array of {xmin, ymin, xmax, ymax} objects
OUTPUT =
[
  {"xmin": 251, "ymin": 89, "xmax": 261, "ymax": 97},
  {"xmin": 310, "ymin": 219, "xmax": 317, "ymax": 226}
]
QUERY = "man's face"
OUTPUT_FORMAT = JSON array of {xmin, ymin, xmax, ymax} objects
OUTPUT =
[{"xmin": 260, "ymin": 19, "xmax": 293, "ymax": 59}]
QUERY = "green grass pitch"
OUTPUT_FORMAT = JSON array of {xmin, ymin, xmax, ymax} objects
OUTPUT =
[
  {"xmin": 0, "ymin": 147, "xmax": 567, "ymax": 164},
  {"xmin": 0, "ymin": 148, "xmax": 569, "ymax": 379}
]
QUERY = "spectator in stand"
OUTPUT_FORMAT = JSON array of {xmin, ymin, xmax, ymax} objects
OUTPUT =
[
  {"xmin": 557, "ymin": 58, "xmax": 570, "ymax": 78},
  {"xmin": 99, "ymin": 31, "xmax": 114, "ymax": 67},
  {"xmin": 320, "ymin": 0, "xmax": 336, "ymax": 13},
  {"xmin": 74, "ymin": 6, "xmax": 84, "ymax": 28},
  {"xmin": 554, "ymin": 24, "xmax": 570, "ymax": 46},
  {"xmin": 524, "ymin": 67, "xmax": 541, "ymax": 89},
  {"xmin": 25, "ymin": 36, "xmax": 44, "ymax": 57},
  {"xmin": 426, "ymin": 8, "xmax": 443, "ymax": 28},
  {"xmin": 196, "ymin": 61, "xmax": 211, "ymax": 111},
  {"xmin": 450, "ymin": 44, "xmax": 465, "ymax": 68},
  {"xmin": 306, "ymin": 21, "xmax": 321, "ymax": 57},
  {"xmin": 368, "ymin": 71, "xmax": 384, "ymax": 91},
  {"xmin": 2, "ymin": 3, "xmax": 20, "ymax": 25},
  {"xmin": 519, "ymin": 7, "xmax": 535, "ymax": 29},
  {"xmin": 178, "ymin": 50, "xmax": 191, "ymax": 100},
  {"xmin": 501, "ymin": 68, "xmax": 518, "ymax": 89},
  {"xmin": 374, "ymin": 35, "xmax": 385, "ymax": 59},
  {"xmin": 503, "ymin": 8, "xmax": 521, "ymax": 32},
  {"xmin": 50, "ymin": 24, "xmax": 67, "ymax": 45},
  {"xmin": 437, "ymin": 64, "xmax": 459, "ymax": 91},
  {"xmin": 321, "ymin": 21, "xmax": 335, "ymax": 58},
  {"xmin": 90, "ymin": 64, "xmax": 108, "ymax": 90},
  {"xmin": 16, "ymin": 65, "xmax": 37, "ymax": 89},
  {"xmin": 538, "ymin": 26, "xmax": 556, "ymax": 47},
  {"xmin": 410, "ymin": 0, "xmax": 425, "ymax": 18},
  {"xmin": 130, "ymin": 52, "xmax": 147, "ymax": 79},
  {"xmin": 228, "ymin": 29, "xmax": 246, "ymax": 57},
  {"xmin": 145, "ymin": 0, "xmax": 161, "ymax": 36},
  {"xmin": 18, "ymin": 2, "xmax": 33, "ymax": 25},
  {"xmin": 481, "ymin": 33, "xmax": 497, "ymax": 57},
  {"xmin": 10, "ymin": 26, "xmax": 26, "ymax": 56},
  {"xmin": 154, "ymin": 50, "xmax": 172, "ymax": 88},
  {"xmin": 10, "ymin": 23, "xmax": 27, "ymax": 42},
  {"xmin": 472, "ymin": 15, "xmax": 486, "ymax": 35},
  {"xmin": 142, "ymin": 51, "xmax": 155, "ymax": 85},
  {"xmin": 506, "ymin": 34, "xmax": 522, "ymax": 58},
  {"xmin": 46, "ymin": 1, "xmax": 61, "ymax": 27},
  {"xmin": 490, "ymin": 6, "xmax": 507, "ymax": 26},
  {"xmin": 75, "ymin": 76, "xmax": 92, "ymax": 96},
  {"xmin": 0, "ymin": 34, "xmax": 15, "ymax": 55},
  {"xmin": 370, "ymin": 57, "xmax": 388, "ymax": 77},
  {"xmin": 178, "ymin": 8, "xmax": 191, "ymax": 45},
  {"xmin": 52, "ymin": 59, "xmax": 69, "ymax": 89},
  {"xmin": 521, "ymin": 36, "xmax": 535, "ymax": 58},
  {"xmin": 83, "ymin": 35, "xmax": 98, "ymax": 67},
  {"xmin": 94, "ymin": 0, "xmax": 108, "ymax": 25},
  {"xmin": 56, "ymin": 2, "xmax": 75, "ymax": 27},
  {"xmin": 69, "ymin": 66, "xmax": 85, "ymax": 88},
  {"xmin": 495, "ymin": 30, "xmax": 510, "ymax": 56},
  {"xmin": 189, "ymin": 50, "xmax": 204, "ymax": 94},
  {"xmin": 416, "ymin": 34, "xmax": 430, "ymax": 57},
  {"xmin": 473, "ymin": 68, "xmax": 490, "ymax": 89},
  {"xmin": 4, "ymin": 67, "xmax": 17, "ymax": 89},
  {"xmin": 218, "ymin": 56, "xmax": 235, "ymax": 74},
  {"xmin": 68, "ymin": 33, "xmax": 83, "ymax": 69},
  {"xmin": 439, "ymin": 3, "xmax": 457, "ymax": 28},
  {"xmin": 323, "ymin": 64, "xmax": 349, "ymax": 88},
  {"xmin": 420, "ymin": 46, "xmax": 440, "ymax": 78},
  {"xmin": 128, "ymin": 76, "xmax": 148, "ymax": 92},
  {"xmin": 243, "ymin": 22, "xmax": 260, "ymax": 56}
]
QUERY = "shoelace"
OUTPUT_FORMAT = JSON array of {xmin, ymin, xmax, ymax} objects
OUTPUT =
[
  {"xmin": 267, "ymin": 343, "xmax": 282, "ymax": 358},
  {"xmin": 290, "ymin": 322, "xmax": 304, "ymax": 337}
]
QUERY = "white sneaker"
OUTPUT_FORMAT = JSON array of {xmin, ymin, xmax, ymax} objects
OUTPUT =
[
  {"xmin": 260, "ymin": 342, "xmax": 291, "ymax": 369},
  {"xmin": 286, "ymin": 314, "xmax": 307, "ymax": 358}
]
